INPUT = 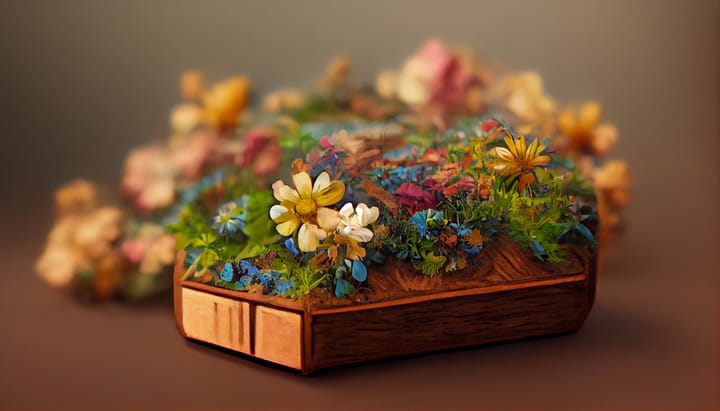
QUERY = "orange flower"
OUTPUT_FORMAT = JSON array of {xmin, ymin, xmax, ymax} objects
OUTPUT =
[
  {"xmin": 204, "ymin": 77, "xmax": 250, "ymax": 130},
  {"xmin": 494, "ymin": 135, "xmax": 550, "ymax": 176},
  {"xmin": 557, "ymin": 101, "xmax": 618, "ymax": 156}
]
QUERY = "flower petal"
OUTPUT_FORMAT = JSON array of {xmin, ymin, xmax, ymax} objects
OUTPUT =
[
  {"xmin": 495, "ymin": 147, "xmax": 514, "ymax": 161},
  {"xmin": 504, "ymin": 136, "xmax": 519, "ymax": 158},
  {"xmin": 292, "ymin": 171, "xmax": 312, "ymax": 199},
  {"xmin": 298, "ymin": 223, "xmax": 320, "ymax": 252},
  {"xmin": 526, "ymin": 138, "xmax": 538, "ymax": 160},
  {"xmin": 346, "ymin": 227, "xmax": 374, "ymax": 242},
  {"xmin": 269, "ymin": 205, "xmax": 288, "ymax": 220},
  {"xmin": 313, "ymin": 181, "xmax": 345, "ymax": 206},
  {"xmin": 276, "ymin": 215, "xmax": 300, "ymax": 236},
  {"xmin": 339, "ymin": 202, "xmax": 354, "ymax": 218},
  {"xmin": 317, "ymin": 207, "xmax": 341, "ymax": 232},
  {"xmin": 357, "ymin": 204, "xmax": 379, "ymax": 226},
  {"xmin": 312, "ymin": 172, "xmax": 331, "ymax": 194}
]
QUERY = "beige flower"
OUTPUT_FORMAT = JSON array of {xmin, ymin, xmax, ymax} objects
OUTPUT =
[
  {"xmin": 488, "ymin": 71, "xmax": 556, "ymax": 135},
  {"xmin": 35, "ymin": 245, "xmax": 86, "ymax": 287},
  {"xmin": 337, "ymin": 203, "xmax": 379, "ymax": 242},
  {"xmin": 375, "ymin": 70, "xmax": 399, "ymax": 100},
  {"xmin": 262, "ymin": 89, "xmax": 304, "ymax": 113},
  {"xmin": 54, "ymin": 180, "xmax": 97, "ymax": 217},
  {"xmin": 269, "ymin": 171, "xmax": 345, "ymax": 252},
  {"xmin": 170, "ymin": 103, "xmax": 205, "ymax": 134}
]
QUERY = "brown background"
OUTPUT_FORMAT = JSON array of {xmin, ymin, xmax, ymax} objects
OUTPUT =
[{"xmin": 1, "ymin": 1, "xmax": 718, "ymax": 410}]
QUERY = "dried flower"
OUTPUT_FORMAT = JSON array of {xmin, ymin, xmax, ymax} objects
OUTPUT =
[{"xmin": 269, "ymin": 171, "xmax": 346, "ymax": 252}]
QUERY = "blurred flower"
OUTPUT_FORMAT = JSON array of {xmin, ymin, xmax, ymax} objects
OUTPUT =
[
  {"xmin": 54, "ymin": 179, "xmax": 97, "ymax": 217},
  {"xmin": 169, "ymin": 131, "xmax": 219, "ymax": 180},
  {"xmin": 170, "ymin": 103, "xmax": 205, "ymax": 134},
  {"xmin": 262, "ymin": 88, "xmax": 304, "ymax": 113},
  {"xmin": 396, "ymin": 39, "xmax": 476, "ymax": 109},
  {"xmin": 72, "ymin": 207, "xmax": 124, "ymax": 259},
  {"xmin": 35, "ymin": 245, "xmax": 86, "ymax": 287},
  {"xmin": 494, "ymin": 135, "xmax": 550, "ymax": 176},
  {"xmin": 557, "ymin": 101, "xmax": 618, "ymax": 156},
  {"xmin": 122, "ymin": 145, "xmax": 176, "ymax": 212},
  {"xmin": 213, "ymin": 202, "xmax": 246, "ymax": 236},
  {"xmin": 594, "ymin": 160, "xmax": 631, "ymax": 228},
  {"xmin": 269, "ymin": 171, "xmax": 345, "ymax": 252},
  {"xmin": 238, "ymin": 128, "xmax": 281, "ymax": 177},
  {"xmin": 488, "ymin": 71, "xmax": 556, "ymax": 135},
  {"xmin": 180, "ymin": 70, "xmax": 204, "ymax": 101},
  {"xmin": 204, "ymin": 76, "xmax": 250, "ymax": 130},
  {"xmin": 121, "ymin": 223, "xmax": 176, "ymax": 275},
  {"xmin": 337, "ymin": 203, "xmax": 379, "ymax": 242},
  {"xmin": 320, "ymin": 56, "xmax": 352, "ymax": 90},
  {"xmin": 375, "ymin": 70, "xmax": 399, "ymax": 100}
]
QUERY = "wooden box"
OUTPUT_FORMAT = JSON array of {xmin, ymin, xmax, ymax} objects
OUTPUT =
[{"xmin": 173, "ymin": 237, "xmax": 597, "ymax": 374}]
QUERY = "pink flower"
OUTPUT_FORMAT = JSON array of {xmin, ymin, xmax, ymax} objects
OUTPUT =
[
  {"xmin": 238, "ymin": 128, "xmax": 281, "ymax": 177},
  {"xmin": 397, "ymin": 39, "xmax": 477, "ymax": 109}
]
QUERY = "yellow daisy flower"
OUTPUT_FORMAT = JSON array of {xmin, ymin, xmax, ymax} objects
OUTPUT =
[
  {"xmin": 269, "ymin": 171, "xmax": 345, "ymax": 252},
  {"xmin": 494, "ymin": 135, "xmax": 551, "ymax": 176}
]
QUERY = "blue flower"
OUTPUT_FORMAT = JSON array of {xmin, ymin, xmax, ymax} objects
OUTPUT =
[
  {"xmin": 213, "ymin": 202, "xmax": 246, "ymax": 236},
  {"xmin": 450, "ymin": 223, "xmax": 472, "ymax": 237},
  {"xmin": 220, "ymin": 262, "xmax": 235, "ymax": 282},
  {"xmin": 334, "ymin": 278, "xmax": 355, "ymax": 298},
  {"xmin": 284, "ymin": 238, "xmax": 300, "ymax": 256},
  {"xmin": 239, "ymin": 260, "xmax": 261, "ymax": 276}
]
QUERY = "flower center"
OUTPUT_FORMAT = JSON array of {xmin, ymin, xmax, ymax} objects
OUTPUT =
[{"xmin": 295, "ymin": 199, "xmax": 317, "ymax": 217}]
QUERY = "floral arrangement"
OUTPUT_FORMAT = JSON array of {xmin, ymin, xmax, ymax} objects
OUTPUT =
[{"xmin": 36, "ymin": 39, "xmax": 630, "ymax": 302}]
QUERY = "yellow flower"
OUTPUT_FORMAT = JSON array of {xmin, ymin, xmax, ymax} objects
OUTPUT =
[
  {"xmin": 494, "ymin": 135, "xmax": 551, "ymax": 176},
  {"xmin": 557, "ymin": 101, "xmax": 618, "ymax": 156},
  {"xmin": 203, "ymin": 76, "xmax": 250, "ymax": 130},
  {"xmin": 269, "ymin": 171, "xmax": 345, "ymax": 252}
]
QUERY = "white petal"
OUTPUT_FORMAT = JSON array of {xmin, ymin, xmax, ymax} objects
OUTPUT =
[
  {"xmin": 347, "ymin": 227, "xmax": 374, "ymax": 242},
  {"xmin": 269, "ymin": 205, "xmax": 288, "ymax": 220}
]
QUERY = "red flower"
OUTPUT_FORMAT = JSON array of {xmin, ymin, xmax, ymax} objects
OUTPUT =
[{"xmin": 394, "ymin": 183, "xmax": 437, "ymax": 214}]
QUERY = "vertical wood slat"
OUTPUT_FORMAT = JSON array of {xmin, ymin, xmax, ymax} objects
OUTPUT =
[{"xmin": 181, "ymin": 287, "xmax": 250, "ymax": 354}]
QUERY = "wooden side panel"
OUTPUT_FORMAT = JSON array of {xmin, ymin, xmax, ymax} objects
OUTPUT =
[
  {"xmin": 181, "ymin": 287, "xmax": 251, "ymax": 354},
  {"xmin": 309, "ymin": 280, "xmax": 590, "ymax": 371},
  {"xmin": 254, "ymin": 306, "xmax": 302, "ymax": 370}
]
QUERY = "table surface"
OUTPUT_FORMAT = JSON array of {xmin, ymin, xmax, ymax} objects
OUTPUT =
[{"xmin": 1, "ymin": 1, "xmax": 718, "ymax": 410}]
